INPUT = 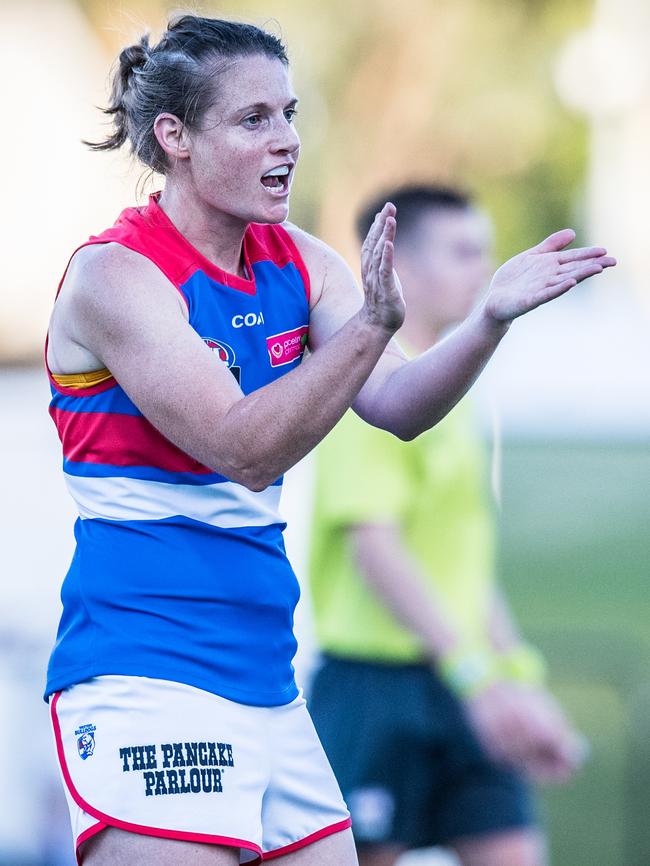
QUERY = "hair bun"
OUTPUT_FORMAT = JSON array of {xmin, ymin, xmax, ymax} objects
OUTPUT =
[{"xmin": 118, "ymin": 34, "xmax": 151, "ymax": 79}]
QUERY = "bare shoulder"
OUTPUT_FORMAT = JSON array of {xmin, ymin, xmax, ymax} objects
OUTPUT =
[
  {"xmin": 282, "ymin": 222, "xmax": 358, "ymax": 307},
  {"xmin": 48, "ymin": 242, "xmax": 187, "ymax": 374},
  {"xmin": 61, "ymin": 243, "xmax": 182, "ymax": 315}
]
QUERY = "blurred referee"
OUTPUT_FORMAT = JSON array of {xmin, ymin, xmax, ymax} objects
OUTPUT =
[{"xmin": 308, "ymin": 185, "xmax": 583, "ymax": 866}]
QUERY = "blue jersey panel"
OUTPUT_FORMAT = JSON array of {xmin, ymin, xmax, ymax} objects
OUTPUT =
[{"xmin": 46, "ymin": 516, "xmax": 301, "ymax": 706}]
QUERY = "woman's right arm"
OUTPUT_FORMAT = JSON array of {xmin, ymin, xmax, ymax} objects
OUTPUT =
[{"xmin": 53, "ymin": 218, "xmax": 402, "ymax": 491}]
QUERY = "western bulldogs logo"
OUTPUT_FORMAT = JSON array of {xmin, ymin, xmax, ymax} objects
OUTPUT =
[
  {"xmin": 75, "ymin": 723, "xmax": 97, "ymax": 760},
  {"xmin": 203, "ymin": 338, "xmax": 241, "ymax": 385}
]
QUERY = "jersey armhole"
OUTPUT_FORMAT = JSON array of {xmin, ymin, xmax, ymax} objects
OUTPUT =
[
  {"xmin": 46, "ymin": 239, "xmax": 191, "ymax": 396},
  {"xmin": 274, "ymin": 224, "xmax": 311, "ymax": 305}
]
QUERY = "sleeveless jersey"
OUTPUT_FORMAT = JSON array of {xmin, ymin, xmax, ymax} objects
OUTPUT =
[{"xmin": 45, "ymin": 193, "xmax": 310, "ymax": 707}]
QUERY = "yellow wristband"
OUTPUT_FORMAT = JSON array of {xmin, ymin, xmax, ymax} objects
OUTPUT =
[
  {"xmin": 438, "ymin": 648, "xmax": 498, "ymax": 699},
  {"xmin": 496, "ymin": 643, "xmax": 547, "ymax": 685}
]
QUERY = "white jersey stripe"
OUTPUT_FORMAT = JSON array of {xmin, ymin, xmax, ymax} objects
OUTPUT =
[{"xmin": 64, "ymin": 472, "xmax": 283, "ymax": 529}]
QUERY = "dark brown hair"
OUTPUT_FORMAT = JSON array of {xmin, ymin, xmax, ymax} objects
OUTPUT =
[
  {"xmin": 87, "ymin": 14, "xmax": 288, "ymax": 173},
  {"xmin": 357, "ymin": 184, "xmax": 472, "ymax": 244}
]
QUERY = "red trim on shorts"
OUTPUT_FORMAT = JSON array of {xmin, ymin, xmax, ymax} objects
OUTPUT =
[
  {"xmin": 262, "ymin": 817, "xmax": 352, "ymax": 860},
  {"xmin": 51, "ymin": 691, "xmax": 264, "ymax": 864},
  {"xmin": 76, "ymin": 821, "xmax": 108, "ymax": 865}
]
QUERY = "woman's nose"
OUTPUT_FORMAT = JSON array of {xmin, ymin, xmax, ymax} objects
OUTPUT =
[{"xmin": 271, "ymin": 118, "xmax": 300, "ymax": 155}]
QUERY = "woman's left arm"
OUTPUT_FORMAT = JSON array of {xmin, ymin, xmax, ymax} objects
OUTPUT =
[{"xmin": 300, "ymin": 210, "xmax": 615, "ymax": 440}]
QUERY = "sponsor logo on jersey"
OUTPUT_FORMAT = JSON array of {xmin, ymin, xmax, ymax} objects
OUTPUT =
[
  {"xmin": 203, "ymin": 338, "xmax": 241, "ymax": 385},
  {"xmin": 75, "ymin": 723, "xmax": 97, "ymax": 760},
  {"xmin": 232, "ymin": 311, "xmax": 265, "ymax": 329},
  {"xmin": 266, "ymin": 325, "xmax": 309, "ymax": 367}
]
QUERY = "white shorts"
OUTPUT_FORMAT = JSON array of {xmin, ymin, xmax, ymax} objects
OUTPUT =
[{"xmin": 50, "ymin": 676, "xmax": 350, "ymax": 864}]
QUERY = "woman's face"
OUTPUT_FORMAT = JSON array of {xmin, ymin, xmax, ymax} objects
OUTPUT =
[{"xmin": 185, "ymin": 54, "xmax": 300, "ymax": 225}]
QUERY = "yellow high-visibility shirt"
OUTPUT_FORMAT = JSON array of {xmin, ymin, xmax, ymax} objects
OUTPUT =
[{"xmin": 309, "ymin": 399, "xmax": 496, "ymax": 662}]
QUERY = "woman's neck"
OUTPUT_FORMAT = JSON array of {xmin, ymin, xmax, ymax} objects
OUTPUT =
[{"xmin": 158, "ymin": 183, "xmax": 249, "ymax": 278}]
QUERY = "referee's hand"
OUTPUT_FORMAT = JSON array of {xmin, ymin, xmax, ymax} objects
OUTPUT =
[{"xmin": 465, "ymin": 680, "xmax": 586, "ymax": 783}]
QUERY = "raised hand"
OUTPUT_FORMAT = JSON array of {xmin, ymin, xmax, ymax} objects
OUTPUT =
[
  {"xmin": 485, "ymin": 229, "xmax": 616, "ymax": 323},
  {"xmin": 360, "ymin": 203, "xmax": 406, "ymax": 333}
]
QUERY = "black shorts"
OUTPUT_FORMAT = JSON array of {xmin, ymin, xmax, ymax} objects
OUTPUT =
[{"xmin": 308, "ymin": 655, "xmax": 536, "ymax": 849}]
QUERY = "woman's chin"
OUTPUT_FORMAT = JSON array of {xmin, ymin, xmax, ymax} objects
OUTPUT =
[{"xmin": 256, "ymin": 201, "xmax": 291, "ymax": 225}]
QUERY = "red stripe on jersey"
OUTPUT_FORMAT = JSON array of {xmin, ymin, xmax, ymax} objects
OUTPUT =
[{"xmin": 50, "ymin": 407, "xmax": 212, "ymax": 474}]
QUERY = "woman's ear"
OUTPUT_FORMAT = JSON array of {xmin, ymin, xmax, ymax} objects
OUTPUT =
[{"xmin": 153, "ymin": 113, "xmax": 191, "ymax": 162}]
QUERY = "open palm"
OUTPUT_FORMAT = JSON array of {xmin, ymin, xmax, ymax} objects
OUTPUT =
[
  {"xmin": 486, "ymin": 229, "xmax": 616, "ymax": 323},
  {"xmin": 360, "ymin": 204, "xmax": 406, "ymax": 333}
]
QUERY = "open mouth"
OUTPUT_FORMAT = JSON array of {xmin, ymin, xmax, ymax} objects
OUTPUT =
[{"xmin": 260, "ymin": 165, "xmax": 291, "ymax": 195}]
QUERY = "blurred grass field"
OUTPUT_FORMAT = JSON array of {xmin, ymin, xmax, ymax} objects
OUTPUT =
[{"xmin": 499, "ymin": 440, "xmax": 650, "ymax": 866}]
